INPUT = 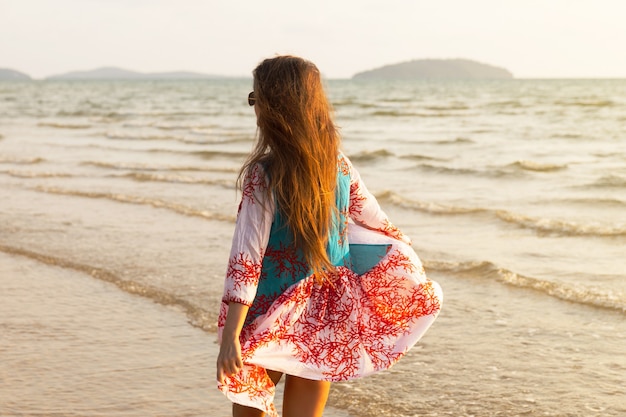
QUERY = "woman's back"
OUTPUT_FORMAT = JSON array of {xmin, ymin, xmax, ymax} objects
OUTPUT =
[{"xmin": 241, "ymin": 56, "xmax": 341, "ymax": 279}]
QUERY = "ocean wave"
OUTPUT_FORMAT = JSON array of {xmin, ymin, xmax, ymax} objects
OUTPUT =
[
  {"xmin": 89, "ymin": 145, "xmax": 248, "ymax": 160},
  {"xmin": 154, "ymin": 123, "xmax": 206, "ymax": 131},
  {"xmin": 370, "ymin": 110, "xmax": 416, "ymax": 117},
  {"xmin": 424, "ymin": 259, "xmax": 626, "ymax": 312},
  {"xmin": 185, "ymin": 135, "xmax": 253, "ymax": 145},
  {"xmin": 400, "ymin": 153, "xmax": 450, "ymax": 162},
  {"xmin": 0, "ymin": 156, "xmax": 45, "ymax": 165},
  {"xmin": 592, "ymin": 151, "xmax": 626, "ymax": 159},
  {"xmin": 56, "ymin": 110, "xmax": 96, "ymax": 117},
  {"xmin": 191, "ymin": 150, "xmax": 249, "ymax": 160},
  {"xmin": 550, "ymin": 133, "xmax": 584, "ymax": 140},
  {"xmin": 554, "ymin": 99, "xmax": 615, "ymax": 107},
  {"xmin": 375, "ymin": 190, "xmax": 486, "ymax": 215},
  {"xmin": 425, "ymin": 137, "xmax": 475, "ymax": 145},
  {"xmin": 5, "ymin": 170, "xmax": 73, "ymax": 179},
  {"xmin": 376, "ymin": 190, "xmax": 626, "ymax": 237},
  {"xmin": 414, "ymin": 163, "xmax": 487, "ymax": 177},
  {"xmin": 46, "ymin": 141, "xmax": 244, "ymax": 161},
  {"xmin": 383, "ymin": 97, "xmax": 413, "ymax": 103},
  {"xmin": 424, "ymin": 104, "xmax": 470, "ymax": 111},
  {"xmin": 559, "ymin": 197, "xmax": 626, "ymax": 208},
  {"xmin": 370, "ymin": 110, "xmax": 459, "ymax": 118},
  {"xmin": 76, "ymin": 110, "xmax": 219, "ymax": 119},
  {"xmin": 355, "ymin": 102, "xmax": 378, "ymax": 109},
  {"xmin": 141, "ymin": 110, "xmax": 220, "ymax": 118},
  {"xmin": 0, "ymin": 244, "xmax": 216, "ymax": 332},
  {"xmin": 484, "ymin": 100, "xmax": 525, "ymax": 108},
  {"xmin": 495, "ymin": 210, "xmax": 626, "ymax": 237},
  {"xmin": 119, "ymin": 172, "xmax": 233, "ymax": 187},
  {"xmin": 38, "ymin": 121, "xmax": 92, "ymax": 129},
  {"xmin": 31, "ymin": 186, "xmax": 236, "ymax": 223},
  {"xmin": 349, "ymin": 149, "xmax": 395, "ymax": 162},
  {"xmin": 507, "ymin": 160, "xmax": 568, "ymax": 172},
  {"xmin": 330, "ymin": 99, "xmax": 358, "ymax": 107},
  {"xmin": 590, "ymin": 175, "xmax": 626, "ymax": 188},
  {"xmin": 105, "ymin": 131, "xmax": 185, "ymax": 141},
  {"xmin": 82, "ymin": 160, "xmax": 239, "ymax": 173},
  {"xmin": 99, "ymin": 129, "xmax": 251, "ymax": 146}
]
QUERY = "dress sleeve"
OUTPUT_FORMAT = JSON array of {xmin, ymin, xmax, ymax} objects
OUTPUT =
[
  {"xmin": 345, "ymin": 155, "xmax": 412, "ymax": 245},
  {"xmin": 222, "ymin": 163, "xmax": 274, "ymax": 306}
]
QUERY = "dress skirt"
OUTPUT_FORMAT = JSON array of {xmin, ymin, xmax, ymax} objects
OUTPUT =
[{"xmin": 218, "ymin": 222, "xmax": 442, "ymax": 416}]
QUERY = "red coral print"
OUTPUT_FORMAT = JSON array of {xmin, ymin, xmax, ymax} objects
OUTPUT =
[
  {"xmin": 242, "ymin": 251, "xmax": 441, "ymax": 381},
  {"xmin": 337, "ymin": 208, "xmax": 349, "ymax": 246},
  {"xmin": 349, "ymin": 181, "xmax": 366, "ymax": 216},
  {"xmin": 219, "ymin": 364, "xmax": 278, "ymax": 417},
  {"xmin": 376, "ymin": 218, "xmax": 406, "ymax": 240},
  {"xmin": 246, "ymin": 293, "xmax": 276, "ymax": 327},
  {"xmin": 338, "ymin": 155, "xmax": 350, "ymax": 176},
  {"xmin": 226, "ymin": 252, "xmax": 263, "ymax": 296},
  {"xmin": 285, "ymin": 274, "xmax": 362, "ymax": 380},
  {"xmin": 221, "ymin": 247, "xmax": 441, "ymax": 412},
  {"xmin": 217, "ymin": 302, "xmax": 228, "ymax": 327},
  {"xmin": 241, "ymin": 164, "xmax": 267, "ymax": 207},
  {"xmin": 359, "ymin": 251, "xmax": 440, "ymax": 369},
  {"xmin": 263, "ymin": 242, "xmax": 309, "ymax": 279}
]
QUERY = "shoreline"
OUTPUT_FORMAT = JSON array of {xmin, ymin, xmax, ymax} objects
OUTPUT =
[{"xmin": 0, "ymin": 251, "xmax": 351, "ymax": 417}]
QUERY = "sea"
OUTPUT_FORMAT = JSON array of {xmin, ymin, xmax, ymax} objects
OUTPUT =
[{"xmin": 1, "ymin": 78, "xmax": 624, "ymax": 417}]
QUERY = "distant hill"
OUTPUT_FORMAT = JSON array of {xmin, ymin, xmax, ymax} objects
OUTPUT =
[
  {"xmin": 46, "ymin": 66, "xmax": 226, "ymax": 80},
  {"xmin": 0, "ymin": 68, "xmax": 32, "ymax": 80},
  {"xmin": 353, "ymin": 59, "xmax": 513, "ymax": 80}
]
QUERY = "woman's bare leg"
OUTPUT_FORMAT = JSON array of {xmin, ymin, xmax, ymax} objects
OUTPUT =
[
  {"xmin": 282, "ymin": 375, "xmax": 330, "ymax": 417},
  {"xmin": 232, "ymin": 370, "xmax": 283, "ymax": 417},
  {"xmin": 232, "ymin": 404, "xmax": 264, "ymax": 417},
  {"xmin": 266, "ymin": 369, "xmax": 284, "ymax": 385}
]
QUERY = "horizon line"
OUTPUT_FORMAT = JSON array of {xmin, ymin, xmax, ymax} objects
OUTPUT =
[
  {"xmin": 3, "ymin": 65, "xmax": 626, "ymax": 81},
  {"xmin": 5, "ymin": 76, "xmax": 626, "ymax": 81}
]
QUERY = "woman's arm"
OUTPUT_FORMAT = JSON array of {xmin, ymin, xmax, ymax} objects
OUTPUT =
[
  {"xmin": 221, "ymin": 163, "xmax": 274, "ymax": 305},
  {"xmin": 217, "ymin": 163, "xmax": 273, "ymax": 384},
  {"xmin": 217, "ymin": 302, "xmax": 249, "ymax": 384}
]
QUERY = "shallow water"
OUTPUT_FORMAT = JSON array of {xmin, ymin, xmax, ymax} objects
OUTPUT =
[
  {"xmin": 0, "ymin": 253, "xmax": 351, "ymax": 417},
  {"xmin": 0, "ymin": 252, "xmax": 214, "ymax": 416},
  {"xmin": 1, "ymin": 78, "xmax": 625, "ymax": 416}
]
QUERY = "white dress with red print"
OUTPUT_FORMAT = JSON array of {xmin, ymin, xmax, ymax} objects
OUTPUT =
[{"xmin": 218, "ymin": 154, "xmax": 442, "ymax": 416}]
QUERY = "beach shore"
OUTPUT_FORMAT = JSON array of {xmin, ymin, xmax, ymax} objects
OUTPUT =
[
  {"xmin": 2, "ymin": 78, "xmax": 625, "ymax": 416},
  {"xmin": 0, "ymin": 251, "xmax": 350, "ymax": 417}
]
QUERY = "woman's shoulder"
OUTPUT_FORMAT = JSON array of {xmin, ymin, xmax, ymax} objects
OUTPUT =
[
  {"xmin": 241, "ymin": 161, "xmax": 270, "ymax": 189},
  {"xmin": 337, "ymin": 152, "xmax": 353, "ymax": 177}
]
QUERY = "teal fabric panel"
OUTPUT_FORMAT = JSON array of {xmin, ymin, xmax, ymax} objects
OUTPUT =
[{"xmin": 349, "ymin": 243, "xmax": 391, "ymax": 275}]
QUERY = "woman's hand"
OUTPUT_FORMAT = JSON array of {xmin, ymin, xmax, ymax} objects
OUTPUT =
[
  {"xmin": 217, "ymin": 336, "xmax": 243, "ymax": 384},
  {"xmin": 216, "ymin": 302, "xmax": 250, "ymax": 385}
]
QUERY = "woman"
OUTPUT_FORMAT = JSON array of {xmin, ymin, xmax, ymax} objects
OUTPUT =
[{"xmin": 217, "ymin": 55, "xmax": 442, "ymax": 417}]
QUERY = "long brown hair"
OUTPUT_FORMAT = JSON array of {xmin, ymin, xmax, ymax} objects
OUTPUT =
[{"xmin": 239, "ymin": 55, "xmax": 340, "ymax": 278}]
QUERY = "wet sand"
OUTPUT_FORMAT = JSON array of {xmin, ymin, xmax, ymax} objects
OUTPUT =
[{"xmin": 0, "ymin": 252, "xmax": 350, "ymax": 417}]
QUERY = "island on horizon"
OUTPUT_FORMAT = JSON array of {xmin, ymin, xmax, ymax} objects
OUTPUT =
[
  {"xmin": 0, "ymin": 66, "xmax": 229, "ymax": 81},
  {"xmin": 352, "ymin": 58, "xmax": 513, "ymax": 80},
  {"xmin": 0, "ymin": 68, "xmax": 32, "ymax": 81},
  {"xmin": 45, "ymin": 66, "xmax": 227, "ymax": 80},
  {"xmin": 2, "ymin": 59, "xmax": 514, "ymax": 81}
]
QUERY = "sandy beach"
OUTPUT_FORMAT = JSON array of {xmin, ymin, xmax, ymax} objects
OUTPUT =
[{"xmin": 0, "ymin": 251, "xmax": 351, "ymax": 417}]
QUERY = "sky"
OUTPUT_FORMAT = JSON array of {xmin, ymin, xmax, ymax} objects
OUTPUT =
[{"xmin": 2, "ymin": 0, "xmax": 626, "ymax": 79}]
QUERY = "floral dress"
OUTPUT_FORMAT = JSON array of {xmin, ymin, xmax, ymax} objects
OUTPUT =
[{"xmin": 217, "ymin": 154, "xmax": 442, "ymax": 416}]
